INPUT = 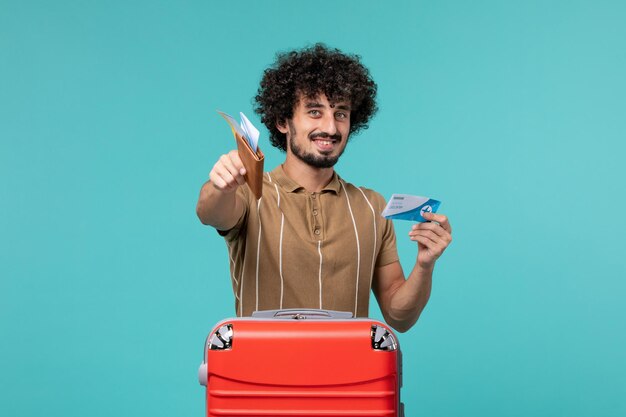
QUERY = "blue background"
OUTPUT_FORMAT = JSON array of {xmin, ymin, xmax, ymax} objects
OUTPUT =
[{"xmin": 2, "ymin": 1, "xmax": 625, "ymax": 416}]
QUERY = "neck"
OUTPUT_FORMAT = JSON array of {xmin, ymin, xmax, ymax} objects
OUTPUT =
[{"xmin": 282, "ymin": 153, "xmax": 335, "ymax": 193}]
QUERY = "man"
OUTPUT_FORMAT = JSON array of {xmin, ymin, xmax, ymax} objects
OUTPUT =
[{"xmin": 197, "ymin": 44, "xmax": 452, "ymax": 332}]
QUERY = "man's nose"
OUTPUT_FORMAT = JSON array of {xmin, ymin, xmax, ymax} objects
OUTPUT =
[{"xmin": 321, "ymin": 114, "xmax": 338, "ymax": 135}]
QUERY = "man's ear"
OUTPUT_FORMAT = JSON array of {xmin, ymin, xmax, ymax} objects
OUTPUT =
[{"xmin": 276, "ymin": 119, "xmax": 288, "ymax": 134}]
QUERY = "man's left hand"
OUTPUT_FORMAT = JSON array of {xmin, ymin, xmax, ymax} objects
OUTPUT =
[{"xmin": 408, "ymin": 212, "xmax": 452, "ymax": 269}]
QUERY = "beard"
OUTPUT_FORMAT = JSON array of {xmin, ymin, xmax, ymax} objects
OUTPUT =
[{"xmin": 287, "ymin": 120, "xmax": 345, "ymax": 169}]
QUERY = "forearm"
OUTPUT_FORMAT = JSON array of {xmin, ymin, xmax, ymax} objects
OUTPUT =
[
  {"xmin": 384, "ymin": 212, "xmax": 452, "ymax": 332},
  {"xmin": 385, "ymin": 263, "xmax": 433, "ymax": 333},
  {"xmin": 196, "ymin": 181, "xmax": 242, "ymax": 230}
]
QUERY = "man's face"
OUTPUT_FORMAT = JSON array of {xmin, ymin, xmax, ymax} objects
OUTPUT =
[{"xmin": 278, "ymin": 94, "xmax": 351, "ymax": 169}]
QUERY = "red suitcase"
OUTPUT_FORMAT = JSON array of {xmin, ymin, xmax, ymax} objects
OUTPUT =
[{"xmin": 198, "ymin": 309, "xmax": 404, "ymax": 416}]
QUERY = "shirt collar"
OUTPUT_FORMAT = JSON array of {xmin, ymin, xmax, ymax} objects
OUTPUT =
[{"xmin": 270, "ymin": 165, "xmax": 341, "ymax": 194}]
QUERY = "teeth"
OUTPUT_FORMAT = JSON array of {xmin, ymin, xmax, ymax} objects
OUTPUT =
[{"xmin": 318, "ymin": 140, "xmax": 332, "ymax": 145}]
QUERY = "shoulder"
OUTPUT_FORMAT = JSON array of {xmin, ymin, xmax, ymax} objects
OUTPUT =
[{"xmin": 338, "ymin": 179, "xmax": 388, "ymax": 210}]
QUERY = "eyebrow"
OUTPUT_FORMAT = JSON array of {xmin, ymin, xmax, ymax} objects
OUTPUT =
[{"xmin": 304, "ymin": 102, "xmax": 351, "ymax": 111}]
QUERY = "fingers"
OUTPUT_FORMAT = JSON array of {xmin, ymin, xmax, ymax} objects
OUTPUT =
[
  {"xmin": 412, "ymin": 235, "xmax": 445, "ymax": 257},
  {"xmin": 408, "ymin": 227, "xmax": 449, "ymax": 248},
  {"xmin": 409, "ymin": 230, "xmax": 449, "ymax": 261},
  {"xmin": 408, "ymin": 214, "xmax": 453, "ymax": 264},
  {"xmin": 422, "ymin": 211, "xmax": 452, "ymax": 234},
  {"xmin": 209, "ymin": 150, "xmax": 247, "ymax": 192},
  {"xmin": 410, "ymin": 220, "xmax": 452, "ymax": 242},
  {"xmin": 409, "ymin": 232, "xmax": 439, "ymax": 248}
]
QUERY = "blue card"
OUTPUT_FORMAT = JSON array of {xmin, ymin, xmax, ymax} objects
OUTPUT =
[{"xmin": 382, "ymin": 194, "xmax": 441, "ymax": 222}]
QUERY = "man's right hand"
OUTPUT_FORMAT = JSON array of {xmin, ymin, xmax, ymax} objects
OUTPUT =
[
  {"xmin": 209, "ymin": 150, "xmax": 247, "ymax": 193},
  {"xmin": 197, "ymin": 150, "xmax": 247, "ymax": 228}
]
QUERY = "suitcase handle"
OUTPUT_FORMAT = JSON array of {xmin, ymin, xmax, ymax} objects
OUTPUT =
[{"xmin": 251, "ymin": 309, "xmax": 353, "ymax": 319}]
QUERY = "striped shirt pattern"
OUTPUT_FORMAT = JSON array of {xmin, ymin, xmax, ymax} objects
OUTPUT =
[{"xmin": 221, "ymin": 165, "xmax": 398, "ymax": 317}]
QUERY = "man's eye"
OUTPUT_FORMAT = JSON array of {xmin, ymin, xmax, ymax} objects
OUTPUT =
[
  {"xmin": 309, "ymin": 110, "xmax": 321, "ymax": 117},
  {"xmin": 335, "ymin": 112, "xmax": 348, "ymax": 120}
]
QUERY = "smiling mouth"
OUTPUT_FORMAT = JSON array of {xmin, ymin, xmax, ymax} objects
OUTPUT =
[
  {"xmin": 311, "ymin": 138, "xmax": 339, "ymax": 153},
  {"xmin": 312, "ymin": 138, "xmax": 337, "ymax": 145}
]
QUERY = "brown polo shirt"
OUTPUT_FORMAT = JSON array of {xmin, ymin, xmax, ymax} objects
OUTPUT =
[{"xmin": 221, "ymin": 165, "xmax": 399, "ymax": 317}]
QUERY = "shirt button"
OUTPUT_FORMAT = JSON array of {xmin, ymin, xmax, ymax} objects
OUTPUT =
[
  {"xmin": 314, "ymin": 229, "xmax": 320, "ymax": 235},
  {"xmin": 312, "ymin": 209, "xmax": 318, "ymax": 216}
]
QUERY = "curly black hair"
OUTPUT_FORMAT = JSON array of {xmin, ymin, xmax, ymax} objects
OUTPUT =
[{"xmin": 254, "ymin": 43, "xmax": 378, "ymax": 151}]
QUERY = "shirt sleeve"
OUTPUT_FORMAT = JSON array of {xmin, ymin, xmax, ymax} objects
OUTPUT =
[{"xmin": 373, "ymin": 192, "xmax": 399, "ymax": 267}]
